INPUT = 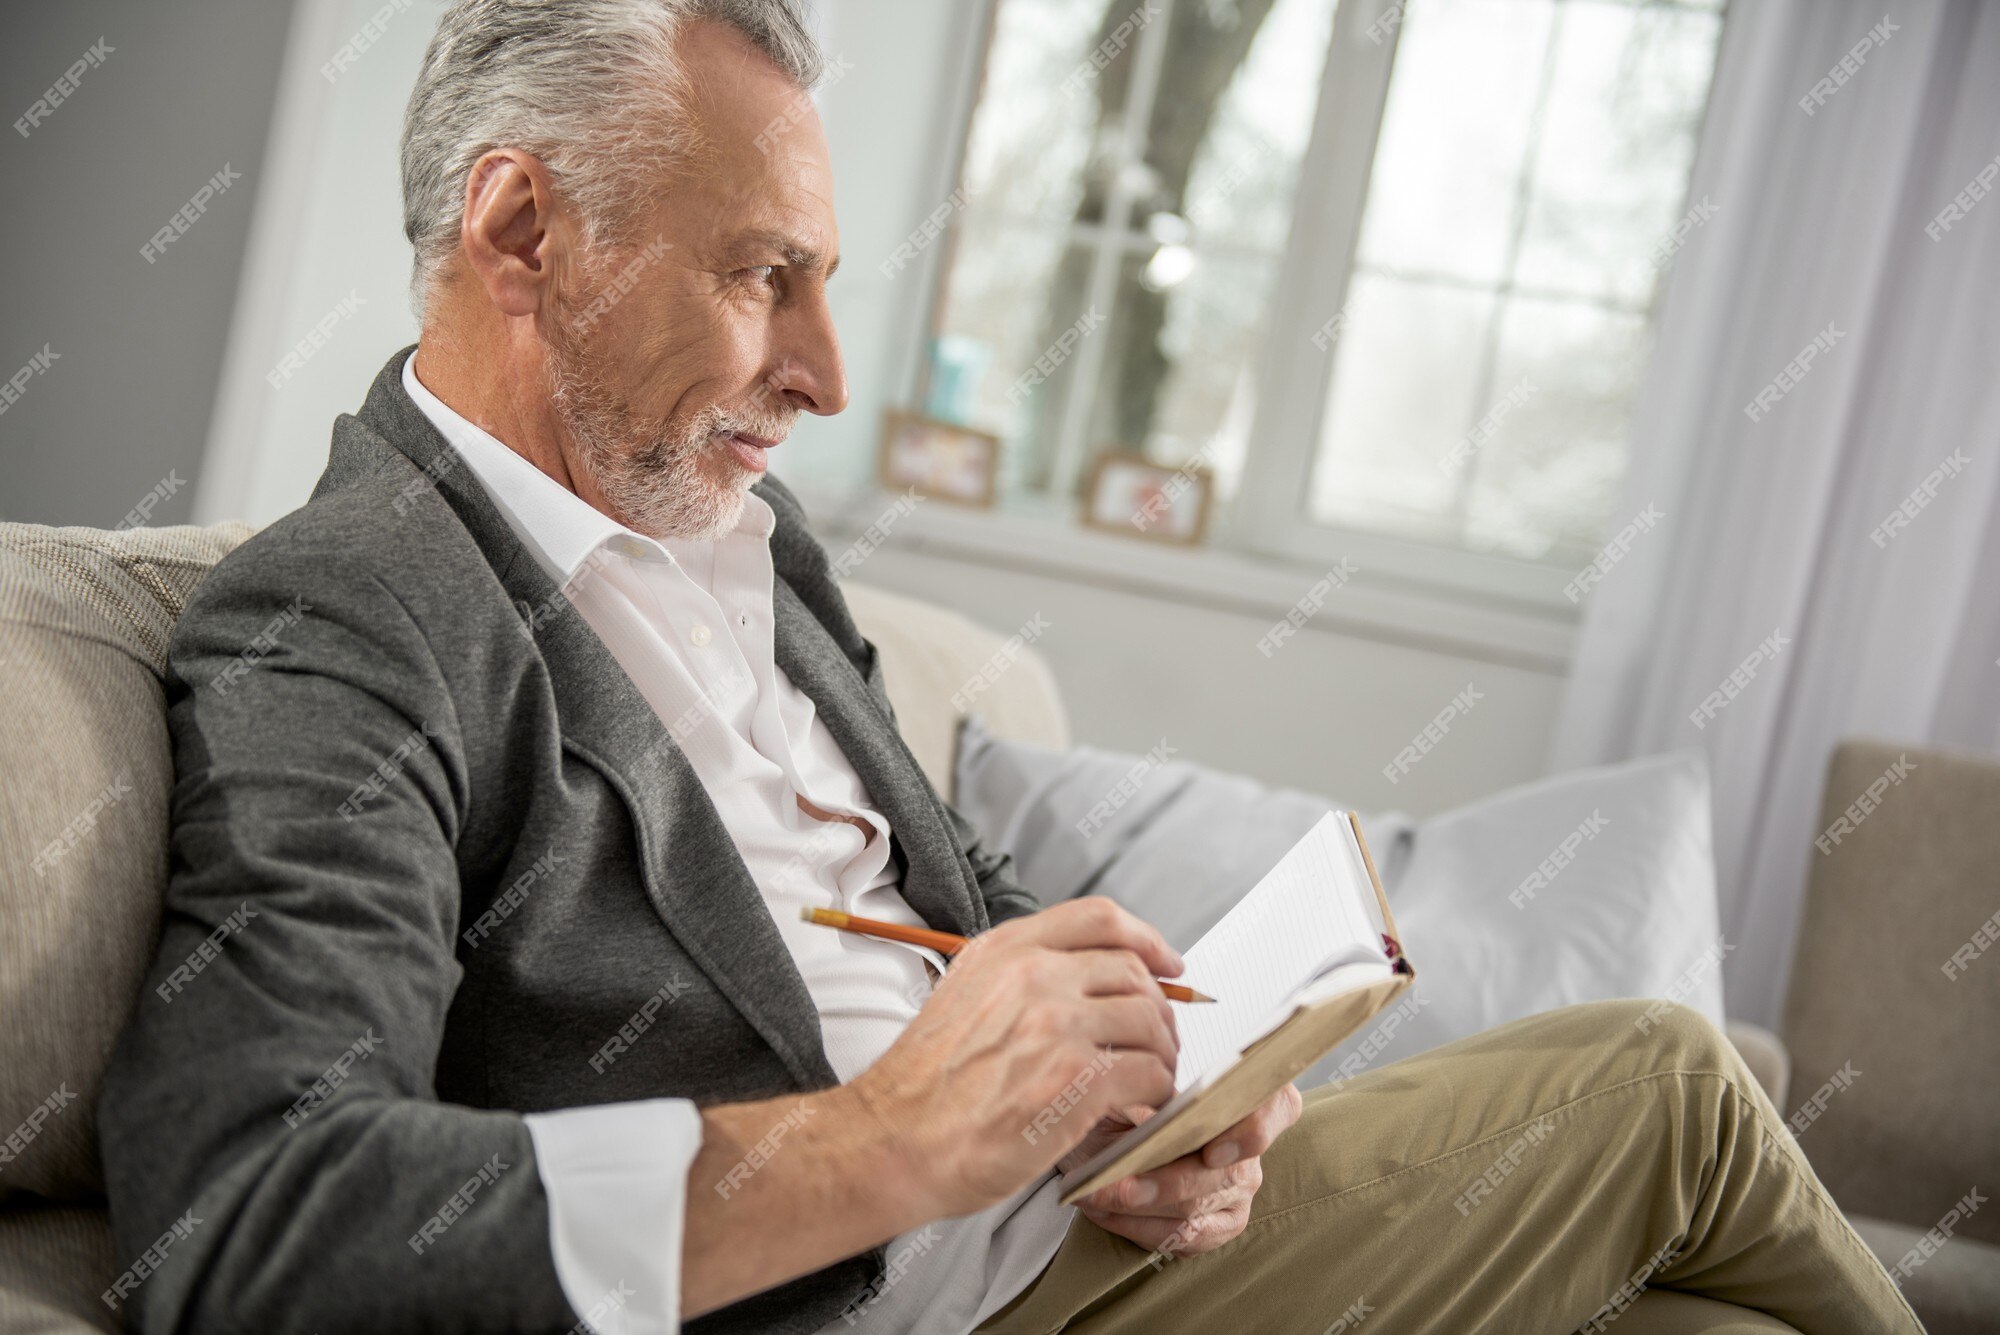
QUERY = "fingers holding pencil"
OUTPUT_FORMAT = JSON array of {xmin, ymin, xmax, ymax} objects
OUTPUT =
[{"xmin": 800, "ymin": 906, "xmax": 1215, "ymax": 1003}]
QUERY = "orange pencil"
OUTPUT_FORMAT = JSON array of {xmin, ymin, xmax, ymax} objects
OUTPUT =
[{"xmin": 800, "ymin": 907, "xmax": 1216, "ymax": 1003}]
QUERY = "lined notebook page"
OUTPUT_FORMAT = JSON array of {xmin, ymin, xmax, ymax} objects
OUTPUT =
[{"xmin": 1171, "ymin": 813, "xmax": 1388, "ymax": 1088}]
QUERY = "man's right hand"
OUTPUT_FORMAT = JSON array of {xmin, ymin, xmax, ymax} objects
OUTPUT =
[{"xmin": 847, "ymin": 898, "xmax": 1186, "ymax": 1220}]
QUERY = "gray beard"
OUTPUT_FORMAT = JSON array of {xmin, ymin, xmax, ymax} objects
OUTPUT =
[{"xmin": 541, "ymin": 313, "xmax": 758, "ymax": 543}]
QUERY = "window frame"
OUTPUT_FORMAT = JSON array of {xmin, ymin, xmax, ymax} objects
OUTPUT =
[{"xmin": 909, "ymin": 0, "xmax": 1724, "ymax": 627}]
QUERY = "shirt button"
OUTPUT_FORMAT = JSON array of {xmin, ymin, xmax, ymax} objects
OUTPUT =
[
  {"xmin": 689, "ymin": 624, "xmax": 713, "ymax": 647},
  {"xmin": 738, "ymin": 611, "xmax": 751, "ymax": 627}
]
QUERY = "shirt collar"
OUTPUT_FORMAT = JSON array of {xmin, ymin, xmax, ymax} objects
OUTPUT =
[{"xmin": 400, "ymin": 350, "xmax": 774, "ymax": 586}]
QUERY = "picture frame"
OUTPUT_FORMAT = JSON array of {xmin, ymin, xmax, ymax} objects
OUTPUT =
[
  {"xmin": 877, "ymin": 410, "xmax": 1001, "ymax": 508},
  {"xmin": 1080, "ymin": 449, "xmax": 1214, "ymax": 546}
]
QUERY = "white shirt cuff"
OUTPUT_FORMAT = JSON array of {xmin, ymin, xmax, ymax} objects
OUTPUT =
[{"xmin": 525, "ymin": 1098, "xmax": 703, "ymax": 1335}]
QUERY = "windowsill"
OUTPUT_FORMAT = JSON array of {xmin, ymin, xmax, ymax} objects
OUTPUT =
[{"xmin": 799, "ymin": 484, "xmax": 1578, "ymax": 674}]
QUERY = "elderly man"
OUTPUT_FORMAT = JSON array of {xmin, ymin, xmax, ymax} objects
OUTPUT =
[{"xmin": 98, "ymin": 2, "xmax": 1921, "ymax": 1332}]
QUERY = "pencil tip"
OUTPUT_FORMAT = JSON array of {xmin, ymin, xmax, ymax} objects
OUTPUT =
[{"xmin": 1191, "ymin": 990, "xmax": 1217, "ymax": 1004}]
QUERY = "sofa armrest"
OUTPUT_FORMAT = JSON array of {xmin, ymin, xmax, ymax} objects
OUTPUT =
[{"xmin": 1724, "ymin": 1019, "xmax": 1790, "ymax": 1108}]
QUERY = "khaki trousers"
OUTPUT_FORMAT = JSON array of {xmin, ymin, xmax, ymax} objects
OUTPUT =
[{"xmin": 976, "ymin": 1001, "xmax": 1922, "ymax": 1334}]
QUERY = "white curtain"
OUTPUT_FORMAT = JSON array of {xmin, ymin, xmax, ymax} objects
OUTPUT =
[{"xmin": 1552, "ymin": 0, "xmax": 2000, "ymax": 1026}]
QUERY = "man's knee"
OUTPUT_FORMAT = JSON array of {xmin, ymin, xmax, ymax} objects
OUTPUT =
[{"xmin": 1597, "ymin": 998, "xmax": 1733, "ymax": 1068}]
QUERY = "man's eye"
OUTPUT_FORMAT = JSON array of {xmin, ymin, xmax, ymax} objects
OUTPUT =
[{"xmin": 743, "ymin": 265, "xmax": 778, "ymax": 287}]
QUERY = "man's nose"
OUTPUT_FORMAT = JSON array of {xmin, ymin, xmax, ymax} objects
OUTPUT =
[{"xmin": 766, "ymin": 294, "xmax": 848, "ymax": 417}]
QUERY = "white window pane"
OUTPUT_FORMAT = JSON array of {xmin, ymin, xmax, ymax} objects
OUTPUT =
[
  {"xmin": 1513, "ymin": 2, "xmax": 1723, "ymax": 305},
  {"xmin": 1354, "ymin": 0, "xmax": 1557, "ymax": 284},
  {"xmin": 1461, "ymin": 297, "xmax": 1647, "ymax": 560},
  {"xmin": 1309, "ymin": 272, "xmax": 1498, "ymax": 541},
  {"xmin": 958, "ymin": 0, "xmax": 1109, "ymax": 226}
]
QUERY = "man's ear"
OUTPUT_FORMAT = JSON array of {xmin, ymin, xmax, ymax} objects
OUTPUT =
[{"xmin": 457, "ymin": 148, "xmax": 575, "ymax": 318}]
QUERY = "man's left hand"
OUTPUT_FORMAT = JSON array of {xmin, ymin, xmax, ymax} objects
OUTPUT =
[{"xmin": 1064, "ymin": 1082, "xmax": 1304, "ymax": 1256}]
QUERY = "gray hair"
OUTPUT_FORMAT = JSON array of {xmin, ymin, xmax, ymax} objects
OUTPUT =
[{"xmin": 400, "ymin": 0, "xmax": 823, "ymax": 316}]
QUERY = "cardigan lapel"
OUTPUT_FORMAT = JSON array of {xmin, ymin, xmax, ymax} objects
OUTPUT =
[{"xmin": 769, "ymin": 579, "xmax": 983, "ymax": 938}]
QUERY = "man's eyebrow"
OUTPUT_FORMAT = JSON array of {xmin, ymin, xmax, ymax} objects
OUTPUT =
[{"xmin": 739, "ymin": 230, "xmax": 839, "ymax": 279}]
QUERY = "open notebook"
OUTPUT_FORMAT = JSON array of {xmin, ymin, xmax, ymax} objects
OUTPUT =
[{"xmin": 1058, "ymin": 811, "xmax": 1415, "ymax": 1204}]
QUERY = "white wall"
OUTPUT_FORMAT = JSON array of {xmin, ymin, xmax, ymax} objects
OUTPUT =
[{"xmin": 202, "ymin": 0, "xmax": 1568, "ymax": 814}]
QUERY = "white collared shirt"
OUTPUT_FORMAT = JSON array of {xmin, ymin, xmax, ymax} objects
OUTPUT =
[{"xmin": 401, "ymin": 355, "xmax": 1072, "ymax": 1335}]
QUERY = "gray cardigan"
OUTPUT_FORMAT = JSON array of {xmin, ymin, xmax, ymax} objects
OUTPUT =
[{"xmin": 98, "ymin": 347, "xmax": 1041, "ymax": 1334}]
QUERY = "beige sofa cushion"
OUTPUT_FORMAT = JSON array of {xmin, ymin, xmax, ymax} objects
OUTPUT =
[
  {"xmin": 0, "ymin": 1205, "xmax": 119, "ymax": 1334},
  {"xmin": 0, "ymin": 522, "xmax": 253, "ymax": 1204},
  {"xmin": 842, "ymin": 582, "xmax": 1068, "ymax": 797},
  {"xmin": 1781, "ymin": 740, "xmax": 2000, "ymax": 1247}
]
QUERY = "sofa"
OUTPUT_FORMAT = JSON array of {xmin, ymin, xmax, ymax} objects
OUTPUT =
[{"xmin": 1, "ymin": 520, "xmax": 1991, "ymax": 1333}]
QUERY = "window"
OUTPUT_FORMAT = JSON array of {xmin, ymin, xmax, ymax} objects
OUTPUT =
[{"xmin": 920, "ymin": 0, "xmax": 1726, "ymax": 606}]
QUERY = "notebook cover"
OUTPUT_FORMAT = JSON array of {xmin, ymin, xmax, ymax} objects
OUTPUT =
[{"xmin": 1058, "ymin": 815, "xmax": 1412, "ymax": 1204}]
